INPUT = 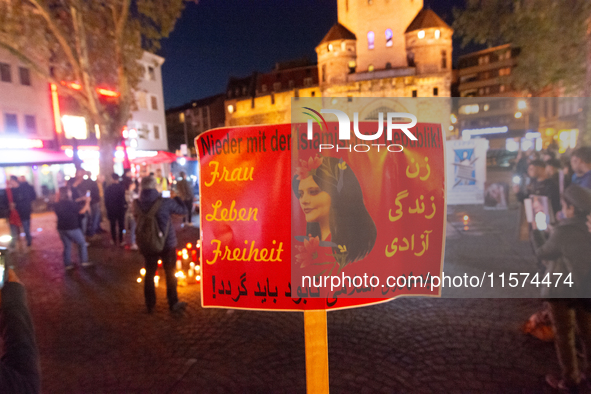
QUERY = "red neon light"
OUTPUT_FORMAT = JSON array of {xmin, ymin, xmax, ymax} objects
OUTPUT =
[{"xmin": 61, "ymin": 81, "xmax": 120, "ymax": 98}]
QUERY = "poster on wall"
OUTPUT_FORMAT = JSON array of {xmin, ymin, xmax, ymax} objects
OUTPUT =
[
  {"xmin": 197, "ymin": 121, "xmax": 446, "ymax": 311},
  {"xmin": 446, "ymin": 138, "xmax": 488, "ymax": 205}
]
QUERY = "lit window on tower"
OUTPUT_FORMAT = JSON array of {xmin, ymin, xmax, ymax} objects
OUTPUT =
[
  {"xmin": 418, "ymin": 30, "xmax": 425, "ymax": 39},
  {"xmin": 367, "ymin": 31, "xmax": 375, "ymax": 50},
  {"xmin": 385, "ymin": 29, "xmax": 393, "ymax": 47}
]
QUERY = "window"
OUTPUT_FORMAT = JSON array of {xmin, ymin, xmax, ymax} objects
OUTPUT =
[
  {"xmin": 328, "ymin": 43, "xmax": 333, "ymax": 52},
  {"xmin": 150, "ymin": 95, "xmax": 158, "ymax": 110},
  {"xmin": 19, "ymin": 67, "xmax": 31, "ymax": 86},
  {"xmin": 412, "ymin": 90, "xmax": 417, "ymax": 98},
  {"xmin": 273, "ymin": 82, "xmax": 281, "ymax": 91},
  {"xmin": 385, "ymin": 29, "xmax": 393, "ymax": 47},
  {"xmin": 289, "ymin": 80, "xmax": 294, "ymax": 89},
  {"xmin": 367, "ymin": 31, "xmax": 374, "ymax": 50},
  {"xmin": 385, "ymin": 62, "xmax": 392, "ymax": 69},
  {"xmin": 348, "ymin": 61, "xmax": 356, "ymax": 74},
  {"xmin": 262, "ymin": 84, "xmax": 267, "ymax": 93},
  {"xmin": 304, "ymin": 77, "xmax": 312, "ymax": 87},
  {"xmin": 271, "ymin": 93, "xmax": 275, "ymax": 105},
  {"xmin": 136, "ymin": 92, "xmax": 147, "ymax": 109},
  {"xmin": 441, "ymin": 50, "xmax": 447, "ymax": 69},
  {"xmin": 311, "ymin": 91, "xmax": 316, "ymax": 97},
  {"xmin": 322, "ymin": 64, "xmax": 326, "ymax": 82},
  {"xmin": 341, "ymin": 41, "xmax": 346, "ymax": 51},
  {"xmin": 418, "ymin": 30, "xmax": 425, "ymax": 39},
  {"xmin": 148, "ymin": 66, "xmax": 156, "ymax": 81},
  {"xmin": 435, "ymin": 29, "xmax": 441, "ymax": 39},
  {"xmin": 4, "ymin": 113, "xmax": 18, "ymax": 133},
  {"xmin": 242, "ymin": 86, "xmax": 247, "ymax": 95},
  {"xmin": 0, "ymin": 63, "xmax": 11, "ymax": 83},
  {"xmin": 499, "ymin": 67, "xmax": 511, "ymax": 76},
  {"xmin": 24, "ymin": 115, "xmax": 36, "ymax": 133},
  {"xmin": 433, "ymin": 87, "xmax": 438, "ymax": 96},
  {"xmin": 153, "ymin": 124, "xmax": 160, "ymax": 139}
]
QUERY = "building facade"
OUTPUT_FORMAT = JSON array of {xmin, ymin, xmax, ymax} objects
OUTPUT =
[
  {"xmin": 456, "ymin": 44, "xmax": 581, "ymax": 155},
  {"xmin": 224, "ymin": 1, "xmax": 453, "ymax": 130},
  {"xmin": 0, "ymin": 48, "xmax": 71, "ymax": 194},
  {"xmin": 166, "ymin": 94, "xmax": 226, "ymax": 155}
]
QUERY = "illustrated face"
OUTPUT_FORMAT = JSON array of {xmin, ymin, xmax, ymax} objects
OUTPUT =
[{"xmin": 298, "ymin": 176, "xmax": 331, "ymax": 224}]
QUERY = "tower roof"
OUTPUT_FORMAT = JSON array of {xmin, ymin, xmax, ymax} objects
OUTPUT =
[
  {"xmin": 319, "ymin": 23, "xmax": 356, "ymax": 45},
  {"xmin": 405, "ymin": 9, "xmax": 450, "ymax": 33}
]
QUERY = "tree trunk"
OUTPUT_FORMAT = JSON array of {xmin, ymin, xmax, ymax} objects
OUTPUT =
[{"xmin": 98, "ymin": 125, "xmax": 118, "ymax": 186}]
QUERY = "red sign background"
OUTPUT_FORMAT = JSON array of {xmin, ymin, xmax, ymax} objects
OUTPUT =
[{"xmin": 197, "ymin": 123, "xmax": 445, "ymax": 311}]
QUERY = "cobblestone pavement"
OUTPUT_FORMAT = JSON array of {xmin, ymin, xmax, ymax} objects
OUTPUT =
[{"xmin": 5, "ymin": 206, "xmax": 588, "ymax": 393}]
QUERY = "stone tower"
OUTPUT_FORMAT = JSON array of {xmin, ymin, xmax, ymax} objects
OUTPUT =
[
  {"xmin": 336, "ymin": 0, "xmax": 424, "ymax": 72},
  {"xmin": 404, "ymin": 9, "xmax": 453, "ymax": 76},
  {"xmin": 315, "ymin": 23, "xmax": 357, "ymax": 88}
]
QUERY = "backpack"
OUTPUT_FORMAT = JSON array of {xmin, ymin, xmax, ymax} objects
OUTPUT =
[{"xmin": 134, "ymin": 198, "xmax": 170, "ymax": 254}]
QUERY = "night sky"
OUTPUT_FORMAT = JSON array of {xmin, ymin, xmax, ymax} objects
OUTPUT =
[{"xmin": 160, "ymin": 0, "xmax": 474, "ymax": 109}]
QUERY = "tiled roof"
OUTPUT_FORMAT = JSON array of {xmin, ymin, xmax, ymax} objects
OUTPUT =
[{"xmin": 405, "ymin": 9, "xmax": 450, "ymax": 33}]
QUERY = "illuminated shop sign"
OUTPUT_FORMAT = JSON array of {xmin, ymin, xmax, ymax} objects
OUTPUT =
[{"xmin": 0, "ymin": 138, "xmax": 44, "ymax": 149}]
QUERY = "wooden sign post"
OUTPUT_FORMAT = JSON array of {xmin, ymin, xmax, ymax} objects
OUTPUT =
[{"xmin": 304, "ymin": 310, "xmax": 330, "ymax": 393}]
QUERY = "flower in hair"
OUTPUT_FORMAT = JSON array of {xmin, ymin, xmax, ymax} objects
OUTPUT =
[{"xmin": 296, "ymin": 155, "xmax": 323, "ymax": 180}]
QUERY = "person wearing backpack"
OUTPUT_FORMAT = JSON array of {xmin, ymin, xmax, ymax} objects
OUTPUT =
[{"xmin": 134, "ymin": 176, "xmax": 187, "ymax": 313}]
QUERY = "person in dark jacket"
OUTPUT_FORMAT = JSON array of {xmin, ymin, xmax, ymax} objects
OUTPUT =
[
  {"xmin": 134, "ymin": 176, "xmax": 187, "ymax": 313},
  {"xmin": 54, "ymin": 187, "xmax": 92, "ymax": 270},
  {"xmin": 514, "ymin": 160, "xmax": 561, "ymax": 215},
  {"xmin": 78, "ymin": 172, "xmax": 101, "ymax": 237},
  {"xmin": 7, "ymin": 176, "xmax": 36, "ymax": 249},
  {"xmin": 0, "ymin": 265, "xmax": 41, "ymax": 394},
  {"xmin": 532, "ymin": 184, "xmax": 591, "ymax": 391},
  {"xmin": 104, "ymin": 174, "xmax": 127, "ymax": 246},
  {"xmin": 175, "ymin": 171, "xmax": 194, "ymax": 225}
]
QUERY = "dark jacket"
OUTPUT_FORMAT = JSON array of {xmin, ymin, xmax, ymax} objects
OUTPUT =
[
  {"xmin": 517, "ymin": 177, "xmax": 561, "ymax": 216},
  {"xmin": 104, "ymin": 182, "xmax": 127, "ymax": 218},
  {"xmin": 0, "ymin": 282, "xmax": 40, "ymax": 394},
  {"xmin": 13, "ymin": 183, "xmax": 36, "ymax": 221},
  {"xmin": 79, "ymin": 179, "xmax": 100, "ymax": 205},
  {"xmin": 136, "ymin": 189, "xmax": 186, "ymax": 250},
  {"xmin": 533, "ymin": 216, "xmax": 591, "ymax": 298}
]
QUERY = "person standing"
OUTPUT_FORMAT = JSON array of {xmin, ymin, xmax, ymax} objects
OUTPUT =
[
  {"xmin": 175, "ymin": 171, "xmax": 194, "ymax": 226},
  {"xmin": 104, "ymin": 174, "xmax": 127, "ymax": 246},
  {"xmin": 532, "ymin": 185, "xmax": 591, "ymax": 391},
  {"xmin": 68, "ymin": 169, "xmax": 88, "ymax": 236},
  {"xmin": 570, "ymin": 146, "xmax": 591, "ymax": 189},
  {"xmin": 6, "ymin": 178, "xmax": 22, "ymax": 252},
  {"xmin": 514, "ymin": 160, "xmax": 561, "ymax": 216},
  {"xmin": 154, "ymin": 169, "xmax": 168, "ymax": 193},
  {"xmin": 124, "ymin": 181, "xmax": 139, "ymax": 250},
  {"xmin": 79, "ymin": 172, "xmax": 101, "ymax": 237},
  {"xmin": 0, "ymin": 266, "xmax": 41, "ymax": 393},
  {"xmin": 134, "ymin": 176, "xmax": 186, "ymax": 313},
  {"xmin": 54, "ymin": 187, "xmax": 93, "ymax": 270},
  {"xmin": 15, "ymin": 176, "xmax": 36, "ymax": 249}
]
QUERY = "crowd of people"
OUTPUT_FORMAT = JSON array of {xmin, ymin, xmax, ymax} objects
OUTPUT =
[{"xmin": 513, "ymin": 145, "xmax": 591, "ymax": 392}]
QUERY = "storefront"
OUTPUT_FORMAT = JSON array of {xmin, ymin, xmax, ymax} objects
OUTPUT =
[{"xmin": 0, "ymin": 138, "xmax": 74, "ymax": 197}]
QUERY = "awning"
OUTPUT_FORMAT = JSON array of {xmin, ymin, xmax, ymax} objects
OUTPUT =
[
  {"xmin": 0, "ymin": 149, "xmax": 74, "ymax": 167},
  {"xmin": 130, "ymin": 151, "xmax": 178, "ymax": 165}
]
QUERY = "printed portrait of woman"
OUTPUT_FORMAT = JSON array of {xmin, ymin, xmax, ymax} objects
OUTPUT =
[{"xmin": 292, "ymin": 155, "xmax": 377, "ymax": 268}]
